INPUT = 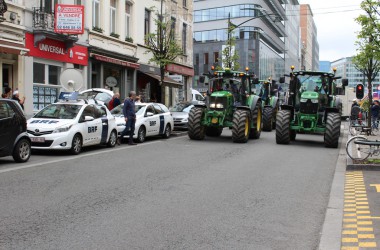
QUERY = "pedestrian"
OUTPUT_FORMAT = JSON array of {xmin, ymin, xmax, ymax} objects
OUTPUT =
[
  {"xmin": 117, "ymin": 91, "xmax": 137, "ymax": 145},
  {"xmin": 371, "ymin": 100, "xmax": 380, "ymax": 130},
  {"xmin": 108, "ymin": 93, "xmax": 121, "ymax": 111},
  {"xmin": 12, "ymin": 90, "xmax": 25, "ymax": 110},
  {"xmin": 135, "ymin": 95, "xmax": 142, "ymax": 104},
  {"xmin": 3, "ymin": 87, "xmax": 11, "ymax": 99},
  {"xmin": 352, "ymin": 99, "xmax": 359, "ymax": 108}
]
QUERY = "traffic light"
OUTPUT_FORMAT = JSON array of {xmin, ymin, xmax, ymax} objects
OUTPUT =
[{"xmin": 356, "ymin": 84, "xmax": 364, "ymax": 99}]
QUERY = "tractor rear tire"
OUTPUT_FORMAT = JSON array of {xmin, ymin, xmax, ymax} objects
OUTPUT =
[
  {"xmin": 188, "ymin": 107, "xmax": 205, "ymax": 140},
  {"xmin": 249, "ymin": 103, "xmax": 263, "ymax": 139},
  {"xmin": 324, "ymin": 112, "xmax": 341, "ymax": 148},
  {"xmin": 262, "ymin": 106, "xmax": 273, "ymax": 131},
  {"xmin": 232, "ymin": 110, "xmax": 251, "ymax": 143},
  {"xmin": 206, "ymin": 127, "xmax": 223, "ymax": 137},
  {"xmin": 276, "ymin": 110, "xmax": 291, "ymax": 144}
]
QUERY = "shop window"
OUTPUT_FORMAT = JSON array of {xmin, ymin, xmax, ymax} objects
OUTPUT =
[
  {"xmin": 48, "ymin": 65, "xmax": 60, "ymax": 85},
  {"xmin": 33, "ymin": 63, "xmax": 45, "ymax": 84}
]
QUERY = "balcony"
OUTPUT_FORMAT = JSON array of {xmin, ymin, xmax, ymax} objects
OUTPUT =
[{"xmin": 32, "ymin": 7, "xmax": 78, "ymax": 49}]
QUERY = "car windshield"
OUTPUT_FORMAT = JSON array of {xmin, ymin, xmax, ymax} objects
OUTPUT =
[
  {"xmin": 110, "ymin": 104, "xmax": 146, "ymax": 116},
  {"xmin": 81, "ymin": 91, "xmax": 111, "ymax": 103},
  {"xmin": 34, "ymin": 104, "xmax": 82, "ymax": 119},
  {"xmin": 170, "ymin": 103, "xmax": 193, "ymax": 112}
]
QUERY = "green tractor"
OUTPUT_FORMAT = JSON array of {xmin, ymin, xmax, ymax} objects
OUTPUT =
[
  {"xmin": 188, "ymin": 68, "xmax": 262, "ymax": 143},
  {"xmin": 276, "ymin": 66, "xmax": 348, "ymax": 148},
  {"xmin": 257, "ymin": 78, "xmax": 281, "ymax": 132}
]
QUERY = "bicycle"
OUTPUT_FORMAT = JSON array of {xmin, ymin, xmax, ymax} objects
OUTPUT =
[{"xmin": 346, "ymin": 135, "xmax": 380, "ymax": 161}]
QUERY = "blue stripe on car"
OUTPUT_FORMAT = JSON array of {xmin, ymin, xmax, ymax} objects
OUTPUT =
[
  {"xmin": 100, "ymin": 117, "xmax": 109, "ymax": 144},
  {"xmin": 159, "ymin": 115, "xmax": 165, "ymax": 134}
]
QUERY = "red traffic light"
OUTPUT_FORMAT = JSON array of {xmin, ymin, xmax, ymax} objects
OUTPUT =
[{"xmin": 356, "ymin": 84, "xmax": 364, "ymax": 99}]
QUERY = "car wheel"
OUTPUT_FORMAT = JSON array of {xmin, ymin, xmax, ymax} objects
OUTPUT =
[
  {"xmin": 137, "ymin": 126, "xmax": 146, "ymax": 143},
  {"xmin": 12, "ymin": 138, "xmax": 31, "ymax": 163},
  {"xmin": 162, "ymin": 124, "xmax": 171, "ymax": 139},
  {"xmin": 107, "ymin": 130, "xmax": 117, "ymax": 147},
  {"xmin": 70, "ymin": 133, "xmax": 82, "ymax": 155}
]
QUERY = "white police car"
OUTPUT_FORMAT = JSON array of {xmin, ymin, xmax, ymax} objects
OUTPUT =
[
  {"xmin": 27, "ymin": 94, "xmax": 118, "ymax": 154},
  {"xmin": 111, "ymin": 102, "xmax": 174, "ymax": 143}
]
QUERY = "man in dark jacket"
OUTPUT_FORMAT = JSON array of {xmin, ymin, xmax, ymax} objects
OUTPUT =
[
  {"xmin": 118, "ymin": 91, "xmax": 137, "ymax": 145},
  {"xmin": 371, "ymin": 100, "xmax": 380, "ymax": 129}
]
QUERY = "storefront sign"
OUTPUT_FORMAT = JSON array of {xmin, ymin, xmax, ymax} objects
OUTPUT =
[
  {"xmin": 92, "ymin": 54, "xmax": 139, "ymax": 69},
  {"xmin": 54, "ymin": 4, "xmax": 84, "ymax": 34},
  {"xmin": 166, "ymin": 64, "xmax": 194, "ymax": 76},
  {"xmin": 25, "ymin": 33, "xmax": 88, "ymax": 66}
]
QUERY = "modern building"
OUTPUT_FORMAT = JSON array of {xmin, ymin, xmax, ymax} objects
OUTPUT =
[
  {"xmin": 284, "ymin": 0, "xmax": 301, "ymax": 72},
  {"xmin": 319, "ymin": 60, "xmax": 331, "ymax": 72},
  {"xmin": 193, "ymin": 0, "xmax": 287, "ymax": 90},
  {"xmin": 332, "ymin": 57, "xmax": 380, "ymax": 93},
  {"xmin": 300, "ymin": 4, "xmax": 318, "ymax": 71}
]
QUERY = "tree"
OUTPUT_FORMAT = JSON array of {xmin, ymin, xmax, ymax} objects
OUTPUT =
[
  {"xmin": 353, "ymin": 0, "xmax": 380, "ymax": 129},
  {"xmin": 219, "ymin": 18, "xmax": 240, "ymax": 71},
  {"xmin": 145, "ymin": 0, "xmax": 183, "ymax": 86}
]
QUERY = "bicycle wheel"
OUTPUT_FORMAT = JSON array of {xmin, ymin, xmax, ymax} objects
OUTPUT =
[
  {"xmin": 348, "ymin": 120, "xmax": 357, "ymax": 136},
  {"xmin": 346, "ymin": 136, "xmax": 371, "ymax": 161}
]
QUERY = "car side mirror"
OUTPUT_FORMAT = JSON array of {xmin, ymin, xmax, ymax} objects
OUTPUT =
[
  {"xmin": 146, "ymin": 112, "xmax": 154, "ymax": 117},
  {"xmin": 84, "ymin": 115, "xmax": 95, "ymax": 122}
]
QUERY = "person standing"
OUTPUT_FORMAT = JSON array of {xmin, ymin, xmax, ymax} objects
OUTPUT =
[
  {"xmin": 118, "ymin": 91, "xmax": 137, "ymax": 145},
  {"xmin": 12, "ymin": 90, "xmax": 25, "ymax": 110},
  {"xmin": 108, "ymin": 93, "xmax": 121, "ymax": 110},
  {"xmin": 371, "ymin": 100, "xmax": 380, "ymax": 130}
]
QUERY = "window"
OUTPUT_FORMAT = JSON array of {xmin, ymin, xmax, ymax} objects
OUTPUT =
[
  {"xmin": 182, "ymin": 23, "xmax": 187, "ymax": 53},
  {"xmin": 144, "ymin": 9, "xmax": 150, "ymax": 37},
  {"xmin": 74, "ymin": 0, "xmax": 82, "ymax": 5},
  {"xmin": 110, "ymin": 0, "xmax": 117, "ymax": 34},
  {"xmin": 43, "ymin": 0, "xmax": 59, "ymax": 13},
  {"xmin": 0, "ymin": 102, "xmax": 13, "ymax": 119},
  {"xmin": 204, "ymin": 53, "xmax": 209, "ymax": 64},
  {"xmin": 170, "ymin": 17, "xmax": 176, "ymax": 39},
  {"xmin": 92, "ymin": 0, "xmax": 100, "ymax": 28},
  {"xmin": 125, "ymin": 2, "xmax": 132, "ymax": 38},
  {"xmin": 183, "ymin": 0, "xmax": 187, "ymax": 8},
  {"xmin": 214, "ymin": 52, "xmax": 219, "ymax": 63}
]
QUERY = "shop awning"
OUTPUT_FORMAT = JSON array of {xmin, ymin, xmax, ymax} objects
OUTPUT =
[
  {"xmin": 0, "ymin": 39, "xmax": 29, "ymax": 55},
  {"xmin": 142, "ymin": 72, "xmax": 183, "ymax": 88}
]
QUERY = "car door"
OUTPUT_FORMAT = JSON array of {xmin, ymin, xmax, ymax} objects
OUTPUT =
[
  {"xmin": 144, "ymin": 105, "xmax": 159, "ymax": 135},
  {"xmin": 0, "ymin": 101, "xmax": 14, "ymax": 154},
  {"xmin": 153, "ymin": 104, "xmax": 166, "ymax": 135},
  {"xmin": 80, "ymin": 105, "xmax": 102, "ymax": 145}
]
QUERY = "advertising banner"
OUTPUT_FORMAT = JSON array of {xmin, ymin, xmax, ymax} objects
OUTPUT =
[{"xmin": 54, "ymin": 4, "xmax": 84, "ymax": 34}]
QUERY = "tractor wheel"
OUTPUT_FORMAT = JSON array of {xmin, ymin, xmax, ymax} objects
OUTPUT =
[
  {"xmin": 272, "ymin": 105, "xmax": 279, "ymax": 128},
  {"xmin": 232, "ymin": 109, "xmax": 251, "ymax": 143},
  {"xmin": 276, "ymin": 110, "xmax": 291, "ymax": 144},
  {"xmin": 324, "ymin": 112, "xmax": 341, "ymax": 148},
  {"xmin": 262, "ymin": 106, "xmax": 273, "ymax": 131},
  {"xmin": 188, "ymin": 107, "xmax": 205, "ymax": 140},
  {"xmin": 249, "ymin": 103, "xmax": 263, "ymax": 139},
  {"xmin": 206, "ymin": 127, "xmax": 223, "ymax": 137}
]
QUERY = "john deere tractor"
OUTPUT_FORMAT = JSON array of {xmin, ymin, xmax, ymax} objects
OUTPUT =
[
  {"xmin": 258, "ymin": 78, "xmax": 281, "ymax": 131},
  {"xmin": 188, "ymin": 68, "xmax": 262, "ymax": 143},
  {"xmin": 276, "ymin": 66, "xmax": 348, "ymax": 148}
]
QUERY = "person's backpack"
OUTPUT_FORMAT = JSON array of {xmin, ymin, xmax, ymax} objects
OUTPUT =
[{"xmin": 108, "ymin": 98, "xmax": 115, "ymax": 110}]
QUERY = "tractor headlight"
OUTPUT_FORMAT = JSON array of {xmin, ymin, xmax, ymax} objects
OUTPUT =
[
  {"xmin": 311, "ymin": 99, "xmax": 319, "ymax": 103},
  {"xmin": 210, "ymin": 103, "xmax": 216, "ymax": 108},
  {"xmin": 53, "ymin": 125, "xmax": 72, "ymax": 133},
  {"xmin": 216, "ymin": 103, "xmax": 224, "ymax": 108},
  {"xmin": 300, "ymin": 98, "xmax": 307, "ymax": 102}
]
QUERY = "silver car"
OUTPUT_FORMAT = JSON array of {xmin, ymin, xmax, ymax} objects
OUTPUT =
[{"xmin": 170, "ymin": 102, "xmax": 194, "ymax": 130}]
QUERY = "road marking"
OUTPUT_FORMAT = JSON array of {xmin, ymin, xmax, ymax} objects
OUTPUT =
[
  {"xmin": 341, "ymin": 171, "xmax": 377, "ymax": 249},
  {"xmin": 0, "ymin": 136, "xmax": 186, "ymax": 174},
  {"xmin": 370, "ymin": 184, "xmax": 380, "ymax": 192}
]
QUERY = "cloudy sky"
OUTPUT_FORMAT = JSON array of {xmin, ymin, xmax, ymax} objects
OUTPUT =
[{"xmin": 299, "ymin": 0, "xmax": 364, "ymax": 62}]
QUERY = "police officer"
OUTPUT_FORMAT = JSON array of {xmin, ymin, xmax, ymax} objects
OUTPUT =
[{"xmin": 118, "ymin": 91, "xmax": 137, "ymax": 145}]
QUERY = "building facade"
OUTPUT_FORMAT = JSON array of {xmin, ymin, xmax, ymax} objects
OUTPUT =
[
  {"xmin": 284, "ymin": 0, "xmax": 300, "ymax": 72},
  {"xmin": 300, "ymin": 4, "xmax": 318, "ymax": 71},
  {"xmin": 193, "ymin": 0, "xmax": 287, "ymax": 90}
]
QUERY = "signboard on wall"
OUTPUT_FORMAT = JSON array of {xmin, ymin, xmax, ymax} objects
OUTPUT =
[
  {"xmin": 25, "ymin": 33, "xmax": 88, "ymax": 66},
  {"xmin": 54, "ymin": 4, "xmax": 84, "ymax": 34}
]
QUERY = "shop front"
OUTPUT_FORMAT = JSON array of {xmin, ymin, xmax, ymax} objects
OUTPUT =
[
  {"xmin": 88, "ymin": 48, "xmax": 139, "ymax": 100},
  {"xmin": 166, "ymin": 63, "xmax": 194, "ymax": 104},
  {"xmin": 24, "ymin": 33, "xmax": 88, "ymax": 115},
  {"xmin": 138, "ymin": 64, "xmax": 183, "ymax": 107}
]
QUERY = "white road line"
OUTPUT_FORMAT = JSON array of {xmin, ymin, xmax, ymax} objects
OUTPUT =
[{"xmin": 0, "ymin": 136, "xmax": 186, "ymax": 174}]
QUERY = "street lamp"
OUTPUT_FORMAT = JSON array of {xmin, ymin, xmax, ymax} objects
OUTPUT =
[{"xmin": 226, "ymin": 9, "xmax": 281, "ymax": 69}]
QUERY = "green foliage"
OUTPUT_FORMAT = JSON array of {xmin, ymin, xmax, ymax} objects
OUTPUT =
[
  {"xmin": 144, "ymin": 4, "xmax": 183, "ymax": 84},
  {"xmin": 221, "ymin": 22, "xmax": 240, "ymax": 71},
  {"xmin": 92, "ymin": 26, "xmax": 103, "ymax": 33},
  {"xmin": 125, "ymin": 36, "xmax": 133, "ymax": 43},
  {"xmin": 110, "ymin": 32, "xmax": 120, "ymax": 38}
]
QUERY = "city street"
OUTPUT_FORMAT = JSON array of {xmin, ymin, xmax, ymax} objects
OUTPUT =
[{"xmin": 0, "ymin": 130, "xmax": 341, "ymax": 249}]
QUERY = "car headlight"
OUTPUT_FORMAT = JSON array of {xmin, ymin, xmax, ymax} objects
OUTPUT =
[
  {"xmin": 216, "ymin": 103, "xmax": 224, "ymax": 108},
  {"xmin": 210, "ymin": 103, "xmax": 216, "ymax": 108},
  {"xmin": 53, "ymin": 125, "xmax": 72, "ymax": 133},
  {"xmin": 183, "ymin": 118, "xmax": 188, "ymax": 122}
]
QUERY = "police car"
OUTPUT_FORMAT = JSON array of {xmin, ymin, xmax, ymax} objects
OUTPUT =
[
  {"xmin": 111, "ymin": 102, "xmax": 174, "ymax": 143},
  {"xmin": 27, "ymin": 93, "xmax": 118, "ymax": 154}
]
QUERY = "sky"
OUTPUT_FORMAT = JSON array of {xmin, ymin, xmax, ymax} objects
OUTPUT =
[{"xmin": 299, "ymin": 0, "xmax": 364, "ymax": 62}]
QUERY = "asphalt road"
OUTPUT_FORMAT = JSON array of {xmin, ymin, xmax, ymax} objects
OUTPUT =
[{"xmin": 0, "ymin": 130, "xmax": 341, "ymax": 250}]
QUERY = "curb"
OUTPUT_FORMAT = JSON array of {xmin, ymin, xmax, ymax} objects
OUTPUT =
[{"xmin": 318, "ymin": 132, "xmax": 347, "ymax": 250}]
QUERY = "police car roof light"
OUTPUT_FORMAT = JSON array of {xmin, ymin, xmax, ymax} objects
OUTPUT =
[{"xmin": 59, "ymin": 92, "xmax": 79, "ymax": 101}]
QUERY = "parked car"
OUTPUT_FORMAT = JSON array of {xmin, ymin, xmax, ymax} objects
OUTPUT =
[
  {"xmin": 111, "ymin": 102, "xmax": 173, "ymax": 143},
  {"xmin": 170, "ymin": 102, "xmax": 194, "ymax": 130},
  {"xmin": 27, "ymin": 99, "xmax": 118, "ymax": 154},
  {"xmin": 0, "ymin": 99, "xmax": 31, "ymax": 162},
  {"xmin": 80, "ymin": 88, "xmax": 114, "ymax": 108}
]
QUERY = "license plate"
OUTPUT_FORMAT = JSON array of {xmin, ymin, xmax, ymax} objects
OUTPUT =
[
  {"xmin": 211, "ymin": 117, "xmax": 218, "ymax": 124},
  {"xmin": 31, "ymin": 137, "xmax": 45, "ymax": 143}
]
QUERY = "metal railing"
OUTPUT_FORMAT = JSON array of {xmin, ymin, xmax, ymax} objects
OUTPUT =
[{"xmin": 33, "ymin": 8, "xmax": 54, "ymax": 31}]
